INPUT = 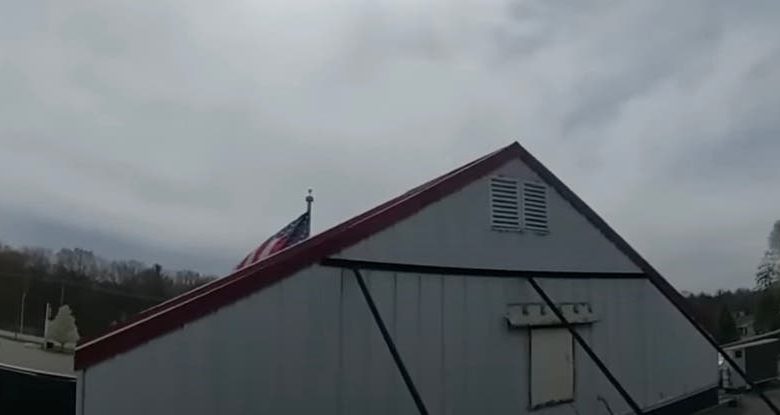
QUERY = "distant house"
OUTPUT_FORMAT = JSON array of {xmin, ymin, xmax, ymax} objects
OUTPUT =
[
  {"xmin": 725, "ymin": 327, "xmax": 780, "ymax": 349},
  {"xmin": 735, "ymin": 311, "xmax": 756, "ymax": 338},
  {"xmin": 74, "ymin": 142, "xmax": 722, "ymax": 414}
]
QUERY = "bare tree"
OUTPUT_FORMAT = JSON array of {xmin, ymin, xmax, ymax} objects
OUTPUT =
[
  {"xmin": 56, "ymin": 248, "xmax": 98, "ymax": 279},
  {"xmin": 109, "ymin": 260, "xmax": 147, "ymax": 283},
  {"xmin": 21, "ymin": 246, "xmax": 52, "ymax": 275}
]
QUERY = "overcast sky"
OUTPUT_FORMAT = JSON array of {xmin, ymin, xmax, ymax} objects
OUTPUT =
[{"xmin": 1, "ymin": 1, "xmax": 779, "ymax": 292}]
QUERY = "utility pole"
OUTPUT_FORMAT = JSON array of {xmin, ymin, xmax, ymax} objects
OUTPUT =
[
  {"xmin": 18, "ymin": 289, "xmax": 27, "ymax": 337},
  {"xmin": 44, "ymin": 303, "xmax": 52, "ymax": 349},
  {"xmin": 44, "ymin": 303, "xmax": 51, "ymax": 335}
]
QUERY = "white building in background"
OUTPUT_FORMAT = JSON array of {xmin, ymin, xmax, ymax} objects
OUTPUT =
[
  {"xmin": 734, "ymin": 311, "xmax": 756, "ymax": 338},
  {"xmin": 75, "ymin": 142, "xmax": 721, "ymax": 415}
]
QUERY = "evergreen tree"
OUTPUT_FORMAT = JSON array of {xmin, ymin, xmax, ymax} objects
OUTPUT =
[
  {"xmin": 756, "ymin": 250, "xmax": 780, "ymax": 289},
  {"xmin": 717, "ymin": 306, "xmax": 739, "ymax": 343},
  {"xmin": 757, "ymin": 221, "xmax": 780, "ymax": 289},
  {"xmin": 770, "ymin": 220, "xmax": 780, "ymax": 251},
  {"xmin": 754, "ymin": 290, "xmax": 780, "ymax": 333}
]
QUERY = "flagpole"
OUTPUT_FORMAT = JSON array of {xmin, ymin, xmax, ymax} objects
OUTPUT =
[{"xmin": 306, "ymin": 189, "xmax": 314, "ymax": 234}]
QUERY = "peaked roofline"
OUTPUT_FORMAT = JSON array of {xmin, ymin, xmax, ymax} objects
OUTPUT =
[
  {"xmin": 75, "ymin": 141, "xmax": 712, "ymax": 371},
  {"xmin": 75, "ymin": 143, "xmax": 518, "ymax": 369}
]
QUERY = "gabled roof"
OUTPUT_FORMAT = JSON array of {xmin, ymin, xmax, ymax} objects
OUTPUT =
[
  {"xmin": 75, "ymin": 141, "xmax": 708, "ymax": 370},
  {"xmin": 723, "ymin": 337, "xmax": 779, "ymax": 351},
  {"xmin": 723, "ymin": 327, "xmax": 780, "ymax": 349}
]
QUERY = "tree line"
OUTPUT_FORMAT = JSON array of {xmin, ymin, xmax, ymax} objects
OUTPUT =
[
  {"xmin": 685, "ymin": 288, "xmax": 779, "ymax": 344},
  {"xmin": 0, "ymin": 242, "xmax": 216, "ymax": 339},
  {"xmin": 3, "ymin": 220, "xmax": 779, "ymax": 345},
  {"xmin": 685, "ymin": 221, "xmax": 780, "ymax": 344}
]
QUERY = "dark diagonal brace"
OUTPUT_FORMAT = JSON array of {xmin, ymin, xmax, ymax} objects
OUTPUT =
[
  {"xmin": 527, "ymin": 277, "xmax": 645, "ymax": 414},
  {"xmin": 352, "ymin": 268, "xmax": 429, "ymax": 415}
]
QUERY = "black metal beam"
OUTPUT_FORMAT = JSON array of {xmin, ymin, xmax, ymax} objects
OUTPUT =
[
  {"xmin": 352, "ymin": 268, "xmax": 429, "ymax": 415},
  {"xmin": 323, "ymin": 258, "xmax": 646, "ymax": 279},
  {"xmin": 526, "ymin": 277, "xmax": 645, "ymax": 414},
  {"xmin": 516, "ymin": 142, "xmax": 780, "ymax": 413},
  {"xmin": 648, "ymin": 274, "xmax": 780, "ymax": 414},
  {"xmin": 334, "ymin": 258, "xmax": 777, "ymax": 413}
]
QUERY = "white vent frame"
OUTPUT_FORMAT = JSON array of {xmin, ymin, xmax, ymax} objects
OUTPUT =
[
  {"xmin": 522, "ymin": 181, "xmax": 549, "ymax": 234},
  {"xmin": 489, "ymin": 176, "xmax": 522, "ymax": 232}
]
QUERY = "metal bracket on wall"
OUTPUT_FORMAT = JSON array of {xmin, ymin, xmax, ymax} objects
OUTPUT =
[
  {"xmin": 525, "ymin": 277, "xmax": 645, "ymax": 414},
  {"xmin": 322, "ymin": 258, "xmax": 744, "ymax": 415}
]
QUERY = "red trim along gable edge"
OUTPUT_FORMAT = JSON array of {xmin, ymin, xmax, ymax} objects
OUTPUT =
[
  {"xmin": 76, "ymin": 141, "xmax": 716, "ymax": 374},
  {"xmin": 76, "ymin": 144, "xmax": 506, "ymax": 349},
  {"xmin": 74, "ymin": 143, "xmax": 519, "ymax": 369}
]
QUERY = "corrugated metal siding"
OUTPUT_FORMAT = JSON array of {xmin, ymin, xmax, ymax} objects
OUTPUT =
[
  {"xmin": 744, "ymin": 342, "xmax": 779, "ymax": 383},
  {"xmin": 81, "ymin": 267, "xmax": 716, "ymax": 415},
  {"xmin": 82, "ymin": 267, "xmax": 416, "ymax": 415},
  {"xmin": 363, "ymin": 272, "xmax": 716, "ymax": 414},
  {"xmin": 335, "ymin": 158, "xmax": 642, "ymax": 273},
  {"xmin": 531, "ymin": 278, "xmax": 717, "ymax": 412}
]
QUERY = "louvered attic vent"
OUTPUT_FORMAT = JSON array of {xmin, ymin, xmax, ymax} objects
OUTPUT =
[
  {"xmin": 490, "ymin": 177, "xmax": 550, "ymax": 233},
  {"xmin": 490, "ymin": 177, "xmax": 521, "ymax": 231},
  {"xmin": 522, "ymin": 181, "xmax": 549, "ymax": 233}
]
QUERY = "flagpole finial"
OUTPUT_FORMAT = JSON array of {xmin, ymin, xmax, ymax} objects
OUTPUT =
[{"xmin": 306, "ymin": 189, "xmax": 314, "ymax": 214}]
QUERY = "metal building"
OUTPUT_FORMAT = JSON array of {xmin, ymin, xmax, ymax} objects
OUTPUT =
[
  {"xmin": 75, "ymin": 143, "xmax": 726, "ymax": 414},
  {"xmin": 722, "ymin": 338, "xmax": 780, "ymax": 390}
]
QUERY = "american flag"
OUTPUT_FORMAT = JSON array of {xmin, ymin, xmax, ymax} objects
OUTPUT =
[{"xmin": 235, "ymin": 212, "xmax": 311, "ymax": 270}]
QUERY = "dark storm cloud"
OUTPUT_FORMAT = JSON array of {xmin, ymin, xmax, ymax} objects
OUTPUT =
[
  {"xmin": 1, "ymin": 0, "xmax": 779, "ymax": 291},
  {"xmin": 0, "ymin": 206, "xmax": 231, "ymax": 274}
]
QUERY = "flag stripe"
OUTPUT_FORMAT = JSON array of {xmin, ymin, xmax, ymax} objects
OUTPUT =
[
  {"xmin": 251, "ymin": 238, "xmax": 274, "ymax": 263},
  {"xmin": 256, "ymin": 237, "xmax": 280, "ymax": 260},
  {"xmin": 235, "ymin": 212, "xmax": 311, "ymax": 270},
  {"xmin": 237, "ymin": 253, "xmax": 251, "ymax": 269},
  {"xmin": 268, "ymin": 236, "xmax": 290, "ymax": 256}
]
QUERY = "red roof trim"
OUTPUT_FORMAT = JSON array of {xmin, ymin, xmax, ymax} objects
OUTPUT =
[
  {"xmin": 76, "ymin": 141, "xmax": 712, "ymax": 372},
  {"xmin": 74, "ymin": 143, "xmax": 518, "ymax": 369}
]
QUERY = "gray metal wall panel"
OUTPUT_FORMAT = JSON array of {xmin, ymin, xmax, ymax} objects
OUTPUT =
[
  {"xmin": 745, "ymin": 342, "xmax": 779, "ymax": 383},
  {"xmin": 533, "ymin": 278, "xmax": 717, "ymax": 411},
  {"xmin": 82, "ymin": 268, "xmax": 716, "ymax": 415},
  {"xmin": 364, "ymin": 273, "xmax": 716, "ymax": 414},
  {"xmin": 336, "ymin": 158, "xmax": 642, "ymax": 274},
  {"xmin": 417, "ymin": 274, "xmax": 445, "ymax": 414},
  {"xmin": 84, "ymin": 267, "xmax": 362, "ymax": 415}
]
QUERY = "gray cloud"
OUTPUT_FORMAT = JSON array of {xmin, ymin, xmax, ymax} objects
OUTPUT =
[{"xmin": 1, "ymin": 0, "xmax": 779, "ymax": 291}]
